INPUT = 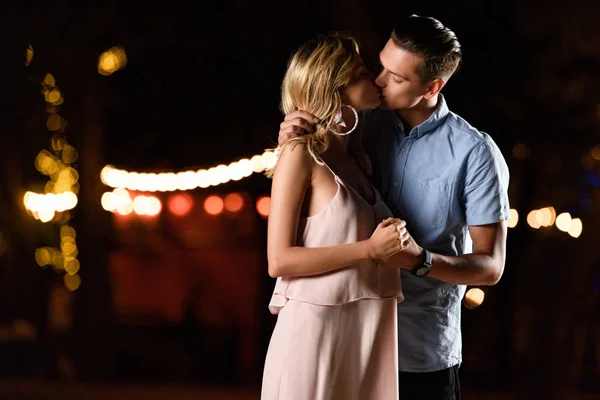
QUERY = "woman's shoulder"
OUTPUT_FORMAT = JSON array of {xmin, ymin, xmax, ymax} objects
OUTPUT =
[{"xmin": 274, "ymin": 140, "xmax": 317, "ymax": 178}]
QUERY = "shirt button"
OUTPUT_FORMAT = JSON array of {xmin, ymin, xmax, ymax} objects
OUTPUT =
[
  {"xmin": 393, "ymin": 181, "xmax": 399, "ymax": 187},
  {"xmin": 401, "ymin": 148, "xmax": 407, "ymax": 153},
  {"xmin": 499, "ymin": 214, "xmax": 506, "ymax": 221}
]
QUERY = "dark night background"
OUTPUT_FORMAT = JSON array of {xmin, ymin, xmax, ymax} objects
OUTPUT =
[{"xmin": 0, "ymin": 0, "xmax": 599, "ymax": 399}]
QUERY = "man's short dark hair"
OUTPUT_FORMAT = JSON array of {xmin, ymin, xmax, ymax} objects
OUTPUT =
[{"xmin": 391, "ymin": 15, "xmax": 462, "ymax": 83}]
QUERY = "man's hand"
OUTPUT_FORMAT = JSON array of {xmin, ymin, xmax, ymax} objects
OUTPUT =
[{"xmin": 278, "ymin": 110, "xmax": 320, "ymax": 146}]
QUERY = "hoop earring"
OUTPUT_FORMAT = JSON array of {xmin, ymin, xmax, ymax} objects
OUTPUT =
[{"xmin": 331, "ymin": 104, "xmax": 359, "ymax": 136}]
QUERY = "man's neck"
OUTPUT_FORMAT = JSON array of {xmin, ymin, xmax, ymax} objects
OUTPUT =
[{"xmin": 396, "ymin": 95, "xmax": 439, "ymax": 131}]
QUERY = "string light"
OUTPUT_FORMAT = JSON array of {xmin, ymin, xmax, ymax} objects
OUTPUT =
[{"xmin": 100, "ymin": 150, "xmax": 278, "ymax": 192}]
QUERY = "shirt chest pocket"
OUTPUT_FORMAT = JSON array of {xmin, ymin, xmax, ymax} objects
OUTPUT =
[{"xmin": 415, "ymin": 178, "xmax": 452, "ymax": 229}]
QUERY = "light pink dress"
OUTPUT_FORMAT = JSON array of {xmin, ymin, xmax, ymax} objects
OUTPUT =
[{"xmin": 261, "ymin": 161, "xmax": 404, "ymax": 400}]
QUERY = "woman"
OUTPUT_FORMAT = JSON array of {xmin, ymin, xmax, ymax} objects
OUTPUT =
[{"xmin": 262, "ymin": 33, "xmax": 408, "ymax": 400}]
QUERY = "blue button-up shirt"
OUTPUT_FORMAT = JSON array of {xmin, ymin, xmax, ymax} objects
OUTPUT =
[{"xmin": 361, "ymin": 95, "xmax": 510, "ymax": 372}]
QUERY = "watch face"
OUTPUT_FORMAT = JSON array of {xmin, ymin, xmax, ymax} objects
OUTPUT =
[{"xmin": 415, "ymin": 267, "xmax": 429, "ymax": 277}]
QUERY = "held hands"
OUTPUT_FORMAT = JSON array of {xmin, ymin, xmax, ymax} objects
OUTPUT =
[
  {"xmin": 376, "ymin": 218, "xmax": 424, "ymax": 270},
  {"xmin": 366, "ymin": 218, "xmax": 409, "ymax": 260},
  {"xmin": 278, "ymin": 111, "xmax": 319, "ymax": 146}
]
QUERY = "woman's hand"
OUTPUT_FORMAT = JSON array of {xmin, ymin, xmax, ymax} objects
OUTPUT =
[{"xmin": 366, "ymin": 218, "xmax": 407, "ymax": 260}]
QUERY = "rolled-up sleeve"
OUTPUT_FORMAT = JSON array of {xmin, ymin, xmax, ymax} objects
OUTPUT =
[{"xmin": 463, "ymin": 141, "xmax": 510, "ymax": 226}]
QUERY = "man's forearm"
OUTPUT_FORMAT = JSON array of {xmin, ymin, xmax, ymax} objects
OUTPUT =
[{"xmin": 426, "ymin": 252, "xmax": 504, "ymax": 286}]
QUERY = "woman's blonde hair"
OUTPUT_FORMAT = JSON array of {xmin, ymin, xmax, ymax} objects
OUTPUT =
[{"xmin": 266, "ymin": 32, "xmax": 370, "ymax": 178}]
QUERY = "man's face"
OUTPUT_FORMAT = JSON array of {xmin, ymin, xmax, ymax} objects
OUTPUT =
[{"xmin": 375, "ymin": 39, "xmax": 428, "ymax": 110}]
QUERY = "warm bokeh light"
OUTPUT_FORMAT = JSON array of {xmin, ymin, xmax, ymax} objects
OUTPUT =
[
  {"xmin": 568, "ymin": 218, "xmax": 583, "ymax": 238},
  {"xmin": 24, "ymin": 191, "xmax": 78, "ymax": 219},
  {"xmin": 64, "ymin": 257, "xmax": 80, "ymax": 275},
  {"xmin": 98, "ymin": 46, "xmax": 127, "ymax": 76},
  {"xmin": 60, "ymin": 225, "xmax": 76, "ymax": 239},
  {"xmin": 507, "ymin": 209, "xmax": 519, "ymax": 228},
  {"xmin": 43, "ymin": 73, "xmax": 55, "ymax": 86},
  {"xmin": 526, "ymin": 210, "xmax": 542, "ymax": 229},
  {"xmin": 100, "ymin": 150, "xmax": 278, "ymax": 194},
  {"xmin": 133, "ymin": 196, "xmax": 152, "ymax": 215},
  {"xmin": 256, "ymin": 196, "xmax": 270, "ymax": 218},
  {"xmin": 45, "ymin": 88, "xmax": 61, "ymax": 104},
  {"xmin": 61, "ymin": 241, "xmax": 77, "ymax": 257},
  {"xmin": 46, "ymin": 114, "xmax": 61, "ymax": 131},
  {"xmin": 64, "ymin": 273, "xmax": 81, "ymax": 292},
  {"xmin": 168, "ymin": 193, "xmax": 193, "ymax": 216},
  {"xmin": 35, "ymin": 248, "xmax": 52, "ymax": 267},
  {"xmin": 555, "ymin": 212, "xmax": 572, "ymax": 232},
  {"xmin": 591, "ymin": 145, "xmax": 600, "ymax": 161},
  {"xmin": 464, "ymin": 288, "xmax": 485, "ymax": 310},
  {"xmin": 261, "ymin": 151, "xmax": 277, "ymax": 169},
  {"xmin": 224, "ymin": 193, "xmax": 244, "ymax": 212},
  {"xmin": 25, "ymin": 45, "xmax": 33, "ymax": 66},
  {"xmin": 61, "ymin": 145, "xmax": 79, "ymax": 164},
  {"xmin": 147, "ymin": 196, "xmax": 162, "ymax": 216},
  {"xmin": 204, "ymin": 195, "xmax": 224, "ymax": 216},
  {"xmin": 539, "ymin": 206, "xmax": 556, "ymax": 227},
  {"xmin": 512, "ymin": 143, "xmax": 529, "ymax": 159}
]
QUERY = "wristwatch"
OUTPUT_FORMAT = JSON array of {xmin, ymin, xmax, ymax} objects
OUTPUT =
[{"xmin": 411, "ymin": 249, "xmax": 432, "ymax": 277}]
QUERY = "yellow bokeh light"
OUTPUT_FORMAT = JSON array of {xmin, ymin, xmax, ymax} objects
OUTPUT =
[
  {"xmin": 61, "ymin": 145, "xmax": 78, "ymax": 164},
  {"xmin": 35, "ymin": 248, "xmax": 52, "ymax": 267},
  {"xmin": 43, "ymin": 73, "xmax": 56, "ymax": 87},
  {"xmin": 45, "ymin": 88, "xmax": 61, "ymax": 104},
  {"xmin": 464, "ymin": 288, "xmax": 485, "ymax": 310},
  {"xmin": 61, "ymin": 241, "xmax": 77, "ymax": 257},
  {"xmin": 555, "ymin": 212, "xmax": 572, "ymax": 232},
  {"xmin": 60, "ymin": 225, "xmax": 76, "ymax": 239},
  {"xmin": 25, "ymin": 45, "xmax": 34, "ymax": 66},
  {"xmin": 64, "ymin": 273, "xmax": 81, "ymax": 292},
  {"xmin": 47, "ymin": 114, "xmax": 62, "ymax": 131},
  {"xmin": 98, "ymin": 46, "xmax": 127, "ymax": 76},
  {"xmin": 591, "ymin": 146, "xmax": 600, "ymax": 161},
  {"xmin": 568, "ymin": 218, "xmax": 582, "ymax": 238},
  {"xmin": 507, "ymin": 209, "xmax": 519, "ymax": 228},
  {"xmin": 526, "ymin": 210, "xmax": 541, "ymax": 229},
  {"xmin": 64, "ymin": 258, "xmax": 80, "ymax": 275}
]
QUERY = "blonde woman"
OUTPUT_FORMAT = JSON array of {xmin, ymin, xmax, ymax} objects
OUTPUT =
[{"xmin": 262, "ymin": 33, "xmax": 408, "ymax": 400}]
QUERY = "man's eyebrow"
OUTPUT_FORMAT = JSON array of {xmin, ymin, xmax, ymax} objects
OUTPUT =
[{"xmin": 378, "ymin": 52, "xmax": 409, "ymax": 80}]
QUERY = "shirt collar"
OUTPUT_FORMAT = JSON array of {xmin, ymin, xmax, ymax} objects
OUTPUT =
[{"xmin": 392, "ymin": 94, "xmax": 450, "ymax": 139}]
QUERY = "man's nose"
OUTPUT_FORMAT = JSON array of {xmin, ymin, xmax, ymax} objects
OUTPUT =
[{"xmin": 374, "ymin": 71, "xmax": 386, "ymax": 88}]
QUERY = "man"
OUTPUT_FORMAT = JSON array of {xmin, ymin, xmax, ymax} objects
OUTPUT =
[{"xmin": 278, "ymin": 15, "xmax": 510, "ymax": 400}]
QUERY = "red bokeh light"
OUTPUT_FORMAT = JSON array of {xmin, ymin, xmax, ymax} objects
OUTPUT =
[
  {"xmin": 204, "ymin": 195, "xmax": 224, "ymax": 216},
  {"xmin": 168, "ymin": 193, "xmax": 193, "ymax": 217},
  {"xmin": 256, "ymin": 196, "xmax": 270, "ymax": 218},
  {"xmin": 224, "ymin": 193, "xmax": 244, "ymax": 212}
]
